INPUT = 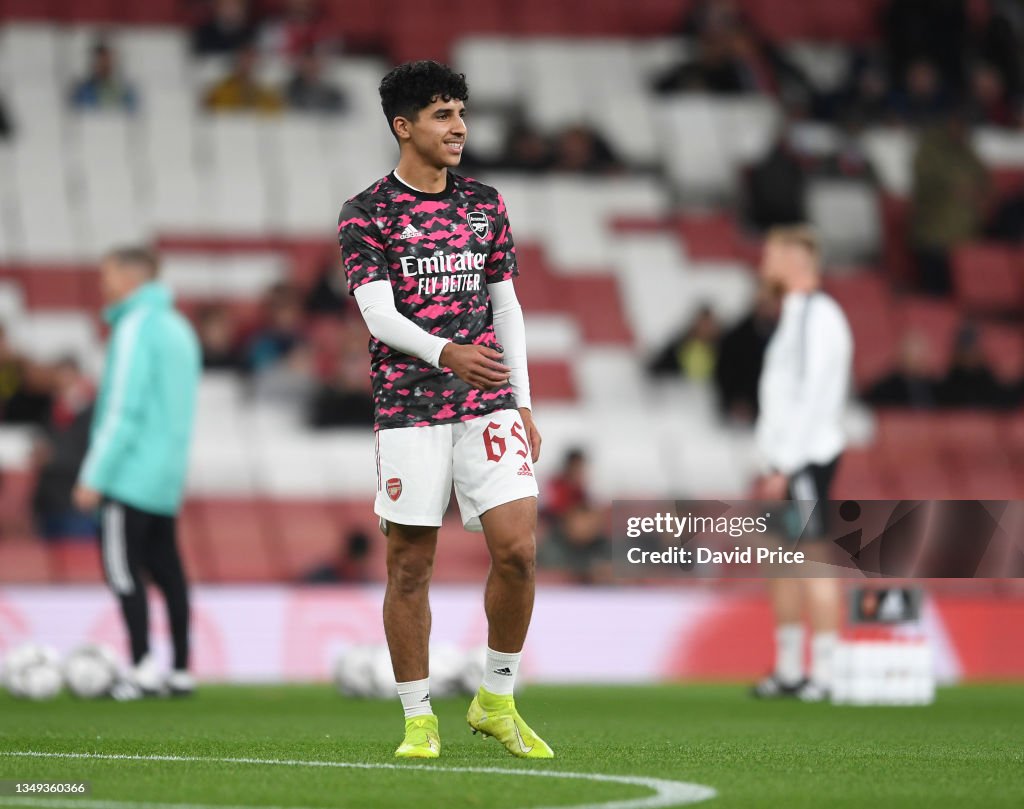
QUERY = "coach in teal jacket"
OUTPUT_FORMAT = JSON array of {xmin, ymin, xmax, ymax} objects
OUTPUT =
[
  {"xmin": 74, "ymin": 249, "xmax": 200, "ymax": 516},
  {"xmin": 74, "ymin": 247, "xmax": 201, "ymax": 696}
]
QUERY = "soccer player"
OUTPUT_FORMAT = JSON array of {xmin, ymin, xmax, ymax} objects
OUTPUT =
[
  {"xmin": 73, "ymin": 247, "xmax": 201, "ymax": 698},
  {"xmin": 752, "ymin": 226, "xmax": 853, "ymax": 702},
  {"xmin": 338, "ymin": 61, "xmax": 553, "ymax": 760}
]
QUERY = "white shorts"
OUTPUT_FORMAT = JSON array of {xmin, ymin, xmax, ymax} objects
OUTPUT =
[{"xmin": 374, "ymin": 408, "xmax": 539, "ymax": 532}]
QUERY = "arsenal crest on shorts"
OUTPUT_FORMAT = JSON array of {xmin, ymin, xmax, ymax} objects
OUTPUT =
[
  {"xmin": 386, "ymin": 477, "xmax": 403, "ymax": 501},
  {"xmin": 467, "ymin": 211, "xmax": 490, "ymax": 240}
]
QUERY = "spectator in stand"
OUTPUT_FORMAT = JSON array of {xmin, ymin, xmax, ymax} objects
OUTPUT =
[
  {"xmin": 192, "ymin": 0, "xmax": 258, "ymax": 56},
  {"xmin": 3, "ymin": 360, "xmax": 53, "ymax": 423},
  {"xmin": 937, "ymin": 322, "xmax": 1013, "ymax": 408},
  {"xmin": 543, "ymin": 448, "xmax": 589, "ymax": 525},
  {"xmin": 69, "ymin": 39, "xmax": 137, "ymax": 113},
  {"xmin": 307, "ymin": 350, "xmax": 374, "ymax": 428},
  {"xmin": 836, "ymin": 51, "xmax": 892, "ymax": 124},
  {"xmin": 260, "ymin": 0, "xmax": 333, "ymax": 58},
  {"xmin": 888, "ymin": 60, "xmax": 950, "ymax": 125},
  {"xmin": 285, "ymin": 49, "xmax": 347, "ymax": 115},
  {"xmin": 250, "ymin": 344, "xmax": 315, "ymax": 406},
  {"xmin": 492, "ymin": 122, "xmax": 553, "ymax": 174},
  {"xmin": 967, "ymin": 62, "xmax": 1018, "ymax": 127},
  {"xmin": 551, "ymin": 125, "xmax": 622, "ymax": 175},
  {"xmin": 882, "ymin": 0, "xmax": 969, "ymax": 95},
  {"xmin": 304, "ymin": 255, "xmax": 351, "ymax": 317},
  {"xmin": 648, "ymin": 304, "xmax": 722, "ymax": 381},
  {"xmin": 299, "ymin": 529, "xmax": 372, "ymax": 584},
  {"xmin": 31, "ymin": 357, "xmax": 97, "ymax": 540},
  {"xmin": 745, "ymin": 129, "xmax": 808, "ymax": 231},
  {"xmin": 0, "ymin": 93, "xmax": 13, "ymax": 139},
  {"xmin": 203, "ymin": 47, "xmax": 283, "ymax": 114},
  {"xmin": 862, "ymin": 331, "xmax": 938, "ymax": 409},
  {"xmin": 910, "ymin": 112, "xmax": 990, "ymax": 296},
  {"xmin": 714, "ymin": 284, "xmax": 778, "ymax": 424},
  {"xmin": 245, "ymin": 282, "xmax": 306, "ymax": 373},
  {"xmin": 196, "ymin": 304, "xmax": 243, "ymax": 372},
  {"xmin": 537, "ymin": 448, "xmax": 610, "ymax": 584}
]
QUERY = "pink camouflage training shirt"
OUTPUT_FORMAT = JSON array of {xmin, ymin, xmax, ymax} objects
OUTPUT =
[{"xmin": 338, "ymin": 171, "xmax": 520, "ymax": 430}]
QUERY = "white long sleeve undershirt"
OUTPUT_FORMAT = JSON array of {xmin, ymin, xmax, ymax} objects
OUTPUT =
[{"xmin": 352, "ymin": 279, "xmax": 532, "ymax": 410}]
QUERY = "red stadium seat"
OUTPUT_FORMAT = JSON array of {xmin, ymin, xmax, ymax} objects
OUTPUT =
[
  {"xmin": 2, "ymin": 0, "xmax": 60, "ymax": 20},
  {"xmin": 896, "ymin": 297, "xmax": 961, "ymax": 376},
  {"xmin": 562, "ymin": 276, "xmax": 633, "ymax": 344},
  {"xmin": 676, "ymin": 214, "xmax": 751, "ymax": 262},
  {"xmin": 268, "ymin": 500, "xmax": 341, "ymax": 580},
  {"xmin": 529, "ymin": 359, "xmax": 578, "ymax": 402},
  {"xmin": 432, "ymin": 518, "xmax": 491, "ymax": 582},
  {"xmin": 831, "ymin": 448, "xmax": 891, "ymax": 500},
  {"xmin": 51, "ymin": 540, "xmax": 103, "ymax": 583},
  {"xmin": 810, "ymin": 0, "xmax": 884, "ymax": 42},
  {"xmin": 58, "ymin": 0, "xmax": 122, "ymax": 23},
  {"xmin": 742, "ymin": 0, "xmax": 813, "ymax": 42},
  {"xmin": 0, "ymin": 537, "xmax": 53, "ymax": 582},
  {"xmin": 178, "ymin": 500, "xmax": 213, "ymax": 582},
  {"xmin": 880, "ymin": 194, "xmax": 914, "ymax": 286},
  {"xmin": 826, "ymin": 272, "xmax": 897, "ymax": 387},
  {"xmin": 121, "ymin": 0, "xmax": 185, "ymax": 24},
  {"xmin": 196, "ymin": 499, "xmax": 279, "ymax": 582},
  {"xmin": 978, "ymin": 323, "xmax": 1024, "ymax": 383},
  {"xmin": 935, "ymin": 412, "xmax": 1003, "ymax": 462},
  {"xmin": 952, "ymin": 243, "xmax": 1023, "ymax": 316},
  {"xmin": 510, "ymin": 245, "xmax": 566, "ymax": 312}
]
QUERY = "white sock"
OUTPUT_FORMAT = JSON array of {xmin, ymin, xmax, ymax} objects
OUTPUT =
[
  {"xmin": 775, "ymin": 623, "xmax": 805, "ymax": 686},
  {"xmin": 481, "ymin": 647, "xmax": 521, "ymax": 696},
  {"xmin": 396, "ymin": 678, "xmax": 432, "ymax": 719},
  {"xmin": 811, "ymin": 631, "xmax": 838, "ymax": 687}
]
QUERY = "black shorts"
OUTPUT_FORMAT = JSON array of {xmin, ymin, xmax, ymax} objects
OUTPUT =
[{"xmin": 783, "ymin": 455, "xmax": 841, "ymax": 541}]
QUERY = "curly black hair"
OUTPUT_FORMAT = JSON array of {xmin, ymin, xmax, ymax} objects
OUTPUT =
[{"xmin": 379, "ymin": 60, "xmax": 469, "ymax": 140}]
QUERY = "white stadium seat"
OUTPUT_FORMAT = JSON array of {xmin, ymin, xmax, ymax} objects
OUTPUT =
[
  {"xmin": 860, "ymin": 127, "xmax": 915, "ymax": 197},
  {"xmin": 807, "ymin": 179, "xmax": 882, "ymax": 262}
]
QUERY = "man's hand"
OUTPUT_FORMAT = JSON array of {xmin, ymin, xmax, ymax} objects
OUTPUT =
[
  {"xmin": 73, "ymin": 484, "xmax": 101, "ymax": 512},
  {"xmin": 519, "ymin": 407, "xmax": 541, "ymax": 463},
  {"xmin": 439, "ymin": 343, "xmax": 510, "ymax": 390},
  {"xmin": 757, "ymin": 472, "xmax": 788, "ymax": 501}
]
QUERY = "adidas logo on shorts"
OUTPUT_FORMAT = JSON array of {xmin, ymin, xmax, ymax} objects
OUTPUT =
[{"xmin": 517, "ymin": 462, "xmax": 533, "ymax": 477}]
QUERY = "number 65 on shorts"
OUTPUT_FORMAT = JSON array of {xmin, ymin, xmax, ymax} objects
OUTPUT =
[{"xmin": 374, "ymin": 408, "xmax": 538, "ymax": 532}]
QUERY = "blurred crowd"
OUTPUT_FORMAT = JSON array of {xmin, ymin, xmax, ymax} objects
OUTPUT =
[{"xmin": 649, "ymin": 288, "xmax": 1024, "ymax": 423}]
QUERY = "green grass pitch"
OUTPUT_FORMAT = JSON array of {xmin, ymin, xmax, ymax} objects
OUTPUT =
[{"xmin": 1, "ymin": 684, "xmax": 1021, "ymax": 809}]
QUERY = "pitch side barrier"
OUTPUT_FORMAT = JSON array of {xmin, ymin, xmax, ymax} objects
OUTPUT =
[{"xmin": 611, "ymin": 500, "xmax": 1024, "ymax": 578}]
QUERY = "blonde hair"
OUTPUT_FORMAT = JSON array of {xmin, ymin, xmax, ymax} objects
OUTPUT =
[{"xmin": 766, "ymin": 225, "xmax": 819, "ymax": 261}]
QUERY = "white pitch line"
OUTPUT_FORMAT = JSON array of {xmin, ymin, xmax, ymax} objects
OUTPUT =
[{"xmin": 0, "ymin": 750, "xmax": 716, "ymax": 809}]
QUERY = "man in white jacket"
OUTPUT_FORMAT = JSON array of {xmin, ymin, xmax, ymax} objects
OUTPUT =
[{"xmin": 753, "ymin": 226, "xmax": 853, "ymax": 702}]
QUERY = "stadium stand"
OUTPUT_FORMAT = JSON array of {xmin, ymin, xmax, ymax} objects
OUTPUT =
[{"xmin": 0, "ymin": 1, "xmax": 1022, "ymax": 583}]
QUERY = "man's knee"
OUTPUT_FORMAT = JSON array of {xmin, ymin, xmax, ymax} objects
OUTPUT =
[
  {"xmin": 386, "ymin": 526, "xmax": 436, "ymax": 594},
  {"xmin": 490, "ymin": 539, "xmax": 536, "ymax": 581}
]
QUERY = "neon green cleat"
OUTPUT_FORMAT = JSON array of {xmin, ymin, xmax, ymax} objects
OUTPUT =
[
  {"xmin": 394, "ymin": 714, "xmax": 440, "ymax": 759},
  {"xmin": 466, "ymin": 688, "xmax": 554, "ymax": 759}
]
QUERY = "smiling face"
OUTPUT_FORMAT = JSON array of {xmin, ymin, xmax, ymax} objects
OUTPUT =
[{"xmin": 392, "ymin": 96, "xmax": 467, "ymax": 170}]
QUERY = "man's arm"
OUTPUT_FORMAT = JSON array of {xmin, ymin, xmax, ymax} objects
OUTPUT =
[
  {"xmin": 352, "ymin": 280, "xmax": 510, "ymax": 390},
  {"xmin": 488, "ymin": 279, "xmax": 540, "ymax": 461}
]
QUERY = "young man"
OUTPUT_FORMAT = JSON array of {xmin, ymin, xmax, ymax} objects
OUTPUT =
[
  {"xmin": 753, "ymin": 226, "xmax": 853, "ymax": 702},
  {"xmin": 73, "ymin": 247, "xmax": 201, "ymax": 698},
  {"xmin": 338, "ymin": 61, "xmax": 553, "ymax": 760}
]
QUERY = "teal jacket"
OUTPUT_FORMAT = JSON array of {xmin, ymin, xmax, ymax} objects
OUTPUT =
[{"xmin": 80, "ymin": 282, "xmax": 200, "ymax": 516}]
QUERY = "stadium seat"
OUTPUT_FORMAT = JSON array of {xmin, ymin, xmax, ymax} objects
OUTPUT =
[
  {"xmin": 268, "ymin": 499, "xmax": 342, "ymax": 580},
  {"xmin": 951, "ymin": 243, "xmax": 1023, "ymax": 316},
  {"xmin": 825, "ymin": 272, "xmax": 898, "ymax": 386},
  {"xmin": 195, "ymin": 498, "xmax": 280, "ymax": 582},
  {"xmin": 0, "ymin": 537, "xmax": 53, "ymax": 582},
  {"xmin": 896, "ymin": 297, "xmax": 961, "ymax": 375},
  {"xmin": 807, "ymin": 179, "xmax": 881, "ymax": 262},
  {"xmin": 658, "ymin": 97, "xmax": 736, "ymax": 201},
  {"xmin": 51, "ymin": 540, "xmax": 103, "ymax": 583},
  {"xmin": 561, "ymin": 276, "xmax": 633, "ymax": 344},
  {"xmin": 528, "ymin": 359, "xmax": 577, "ymax": 402},
  {"xmin": 860, "ymin": 128, "xmax": 915, "ymax": 197}
]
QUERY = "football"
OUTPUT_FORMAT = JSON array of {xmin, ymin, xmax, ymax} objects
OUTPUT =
[
  {"xmin": 64, "ymin": 643, "xmax": 121, "ymax": 699},
  {"xmin": 2, "ymin": 642, "xmax": 63, "ymax": 701}
]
